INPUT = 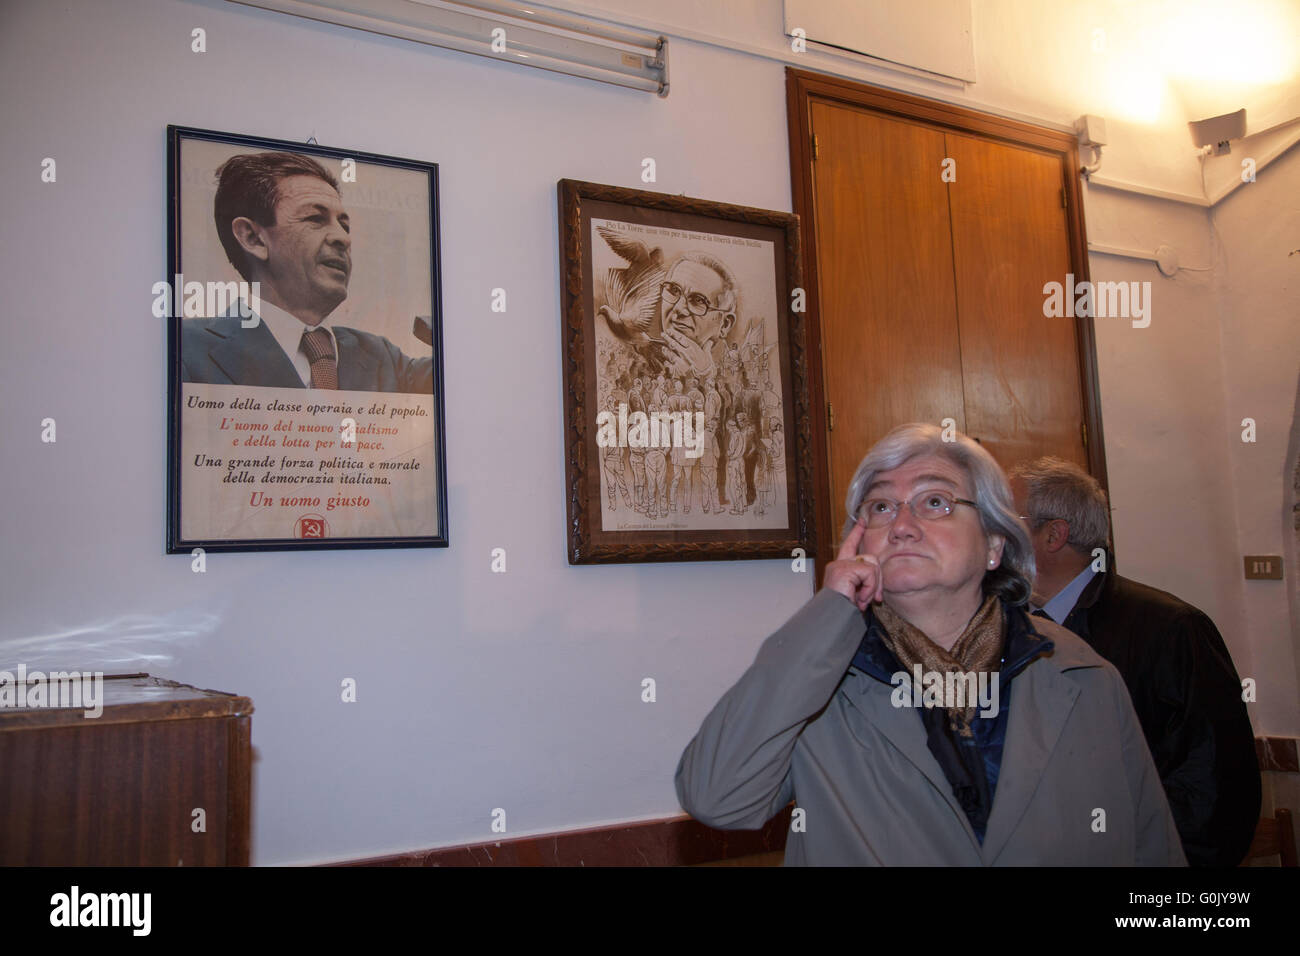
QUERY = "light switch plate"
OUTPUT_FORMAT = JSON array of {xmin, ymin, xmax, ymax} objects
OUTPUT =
[{"xmin": 1243, "ymin": 555, "xmax": 1283, "ymax": 580}]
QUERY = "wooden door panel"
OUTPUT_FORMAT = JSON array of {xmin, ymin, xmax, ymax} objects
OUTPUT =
[
  {"xmin": 810, "ymin": 101, "xmax": 966, "ymax": 523},
  {"xmin": 943, "ymin": 132, "xmax": 1087, "ymax": 471}
]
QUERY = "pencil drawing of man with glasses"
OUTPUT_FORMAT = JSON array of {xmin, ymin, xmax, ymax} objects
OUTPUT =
[
  {"xmin": 655, "ymin": 253, "xmax": 738, "ymax": 381},
  {"xmin": 594, "ymin": 221, "xmax": 786, "ymax": 527}
]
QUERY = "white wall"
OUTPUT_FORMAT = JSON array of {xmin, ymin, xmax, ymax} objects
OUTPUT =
[
  {"xmin": 1084, "ymin": 215, "xmax": 1246, "ymax": 654},
  {"xmin": 1, "ymin": 0, "xmax": 1294, "ymax": 865},
  {"xmin": 0, "ymin": 0, "xmax": 814, "ymax": 865},
  {"xmin": 1080, "ymin": 142, "xmax": 1300, "ymax": 735},
  {"xmin": 1213, "ymin": 144, "xmax": 1300, "ymax": 732}
]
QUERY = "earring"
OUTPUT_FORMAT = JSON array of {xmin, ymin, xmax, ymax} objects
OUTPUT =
[{"xmin": 988, "ymin": 559, "xmax": 996, "ymax": 567}]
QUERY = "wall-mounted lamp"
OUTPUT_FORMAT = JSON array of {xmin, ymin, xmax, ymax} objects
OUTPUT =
[
  {"xmin": 1189, "ymin": 108, "xmax": 1246, "ymax": 156},
  {"xmin": 228, "ymin": 0, "xmax": 670, "ymax": 96}
]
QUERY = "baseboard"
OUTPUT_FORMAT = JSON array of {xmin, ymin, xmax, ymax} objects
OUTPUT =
[
  {"xmin": 330, "ymin": 807, "xmax": 793, "ymax": 867},
  {"xmin": 329, "ymin": 737, "xmax": 1296, "ymax": 866},
  {"xmin": 1257, "ymin": 736, "xmax": 1299, "ymax": 773}
]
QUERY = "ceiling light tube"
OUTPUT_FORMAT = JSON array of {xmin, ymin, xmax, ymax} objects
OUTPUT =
[
  {"xmin": 228, "ymin": 0, "xmax": 669, "ymax": 95},
  {"xmin": 420, "ymin": 0, "xmax": 662, "ymax": 54}
]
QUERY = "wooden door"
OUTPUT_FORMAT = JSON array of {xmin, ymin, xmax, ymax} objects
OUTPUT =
[
  {"xmin": 809, "ymin": 101, "xmax": 967, "ymax": 523},
  {"xmin": 793, "ymin": 75, "xmax": 1104, "ymax": 576},
  {"xmin": 944, "ymin": 131, "xmax": 1087, "ymax": 469}
]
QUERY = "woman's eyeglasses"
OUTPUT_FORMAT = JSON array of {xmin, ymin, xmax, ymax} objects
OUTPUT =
[{"xmin": 852, "ymin": 490, "xmax": 976, "ymax": 528}]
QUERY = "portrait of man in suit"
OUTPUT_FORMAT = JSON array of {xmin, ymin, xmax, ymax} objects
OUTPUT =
[{"xmin": 181, "ymin": 151, "xmax": 433, "ymax": 393}]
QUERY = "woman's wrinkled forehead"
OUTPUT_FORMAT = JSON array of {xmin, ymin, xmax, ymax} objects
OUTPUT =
[{"xmin": 865, "ymin": 453, "xmax": 969, "ymax": 498}]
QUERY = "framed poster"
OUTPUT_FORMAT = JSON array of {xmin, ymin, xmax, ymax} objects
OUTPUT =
[
  {"xmin": 557, "ymin": 179, "xmax": 816, "ymax": 564},
  {"xmin": 166, "ymin": 126, "xmax": 448, "ymax": 552}
]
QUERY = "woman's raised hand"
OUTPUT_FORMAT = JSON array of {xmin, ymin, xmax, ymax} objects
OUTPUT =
[{"xmin": 823, "ymin": 519, "xmax": 883, "ymax": 612}]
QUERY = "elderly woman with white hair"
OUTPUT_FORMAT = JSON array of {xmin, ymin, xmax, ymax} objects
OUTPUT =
[{"xmin": 675, "ymin": 423, "xmax": 1185, "ymax": 865}]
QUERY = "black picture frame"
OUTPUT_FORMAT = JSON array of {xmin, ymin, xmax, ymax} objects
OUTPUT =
[{"xmin": 166, "ymin": 125, "xmax": 448, "ymax": 553}]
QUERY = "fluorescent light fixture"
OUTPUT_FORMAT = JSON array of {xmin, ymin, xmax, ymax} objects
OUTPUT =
[{"xmin": 227, "ymin": 0, "xmax": 669, "ymax": 95}]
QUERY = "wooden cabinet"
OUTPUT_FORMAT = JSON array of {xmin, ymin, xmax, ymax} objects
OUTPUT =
[
  {"xmin": 0, "ymin": 674, "xmax": 252, "ymax": 866},
  {"xmin": 787, "ymin": 70, "xmax": 1107, "ymax": 568}
]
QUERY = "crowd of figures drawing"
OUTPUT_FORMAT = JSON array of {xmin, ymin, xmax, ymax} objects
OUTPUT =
[{"xmin": 590, "ymin": 219, "xmax": 789, "ymax": 532}]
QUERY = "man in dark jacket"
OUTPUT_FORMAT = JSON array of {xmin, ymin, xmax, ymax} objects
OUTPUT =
[{"xmin": 1010, "ymin": 457, "xmax": 1260, "ymax": 866}]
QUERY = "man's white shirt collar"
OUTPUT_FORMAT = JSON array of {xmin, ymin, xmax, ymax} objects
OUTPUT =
[{"xmin": 255, "ymin": 301, "xmax": 338, "ymax": 388}]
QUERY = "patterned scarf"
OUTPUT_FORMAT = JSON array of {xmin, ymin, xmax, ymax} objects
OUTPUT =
[{"xmin": 873, "ymin": 593, "xmax": 1005, "ymax": 738}]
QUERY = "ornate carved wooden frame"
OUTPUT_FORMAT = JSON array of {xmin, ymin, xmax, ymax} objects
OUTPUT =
[{"xmin": 557, "ymin": 178, "xmax": 816, "ymax": 564}]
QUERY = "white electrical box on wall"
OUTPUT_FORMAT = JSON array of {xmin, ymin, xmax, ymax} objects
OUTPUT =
[{"xmin": 1075, "ymin": 114, "xmax": 1108, "ymax": 147}]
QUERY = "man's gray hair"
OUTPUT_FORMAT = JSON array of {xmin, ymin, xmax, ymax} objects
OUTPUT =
[
  {"xmin": 675, "ymin": 252, "xmax": 738, "ymax": 314},
  {"xmin": 1008, "ymin": 456, "xmax": 1111, "ymax": 553},
  {"xmin": 841, "ymin": 422, "xmax": 1035, "ymax": 606}
]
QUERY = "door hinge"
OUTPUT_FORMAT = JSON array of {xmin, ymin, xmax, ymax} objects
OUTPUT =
[
  {"xmin": 1061, "ymin": 187, "xmax": 1068, "ymax": 208},
  {"xmin": 827, "ymin": 401, "xmax": 835, "ymax": 431},
  {"xmin": 812, "ymin": 133, "xmax": 820, "ymax": 161},
  {"xmin": 1081, "ymin": 420, "xmax": 1088, "ymax": 448}
]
